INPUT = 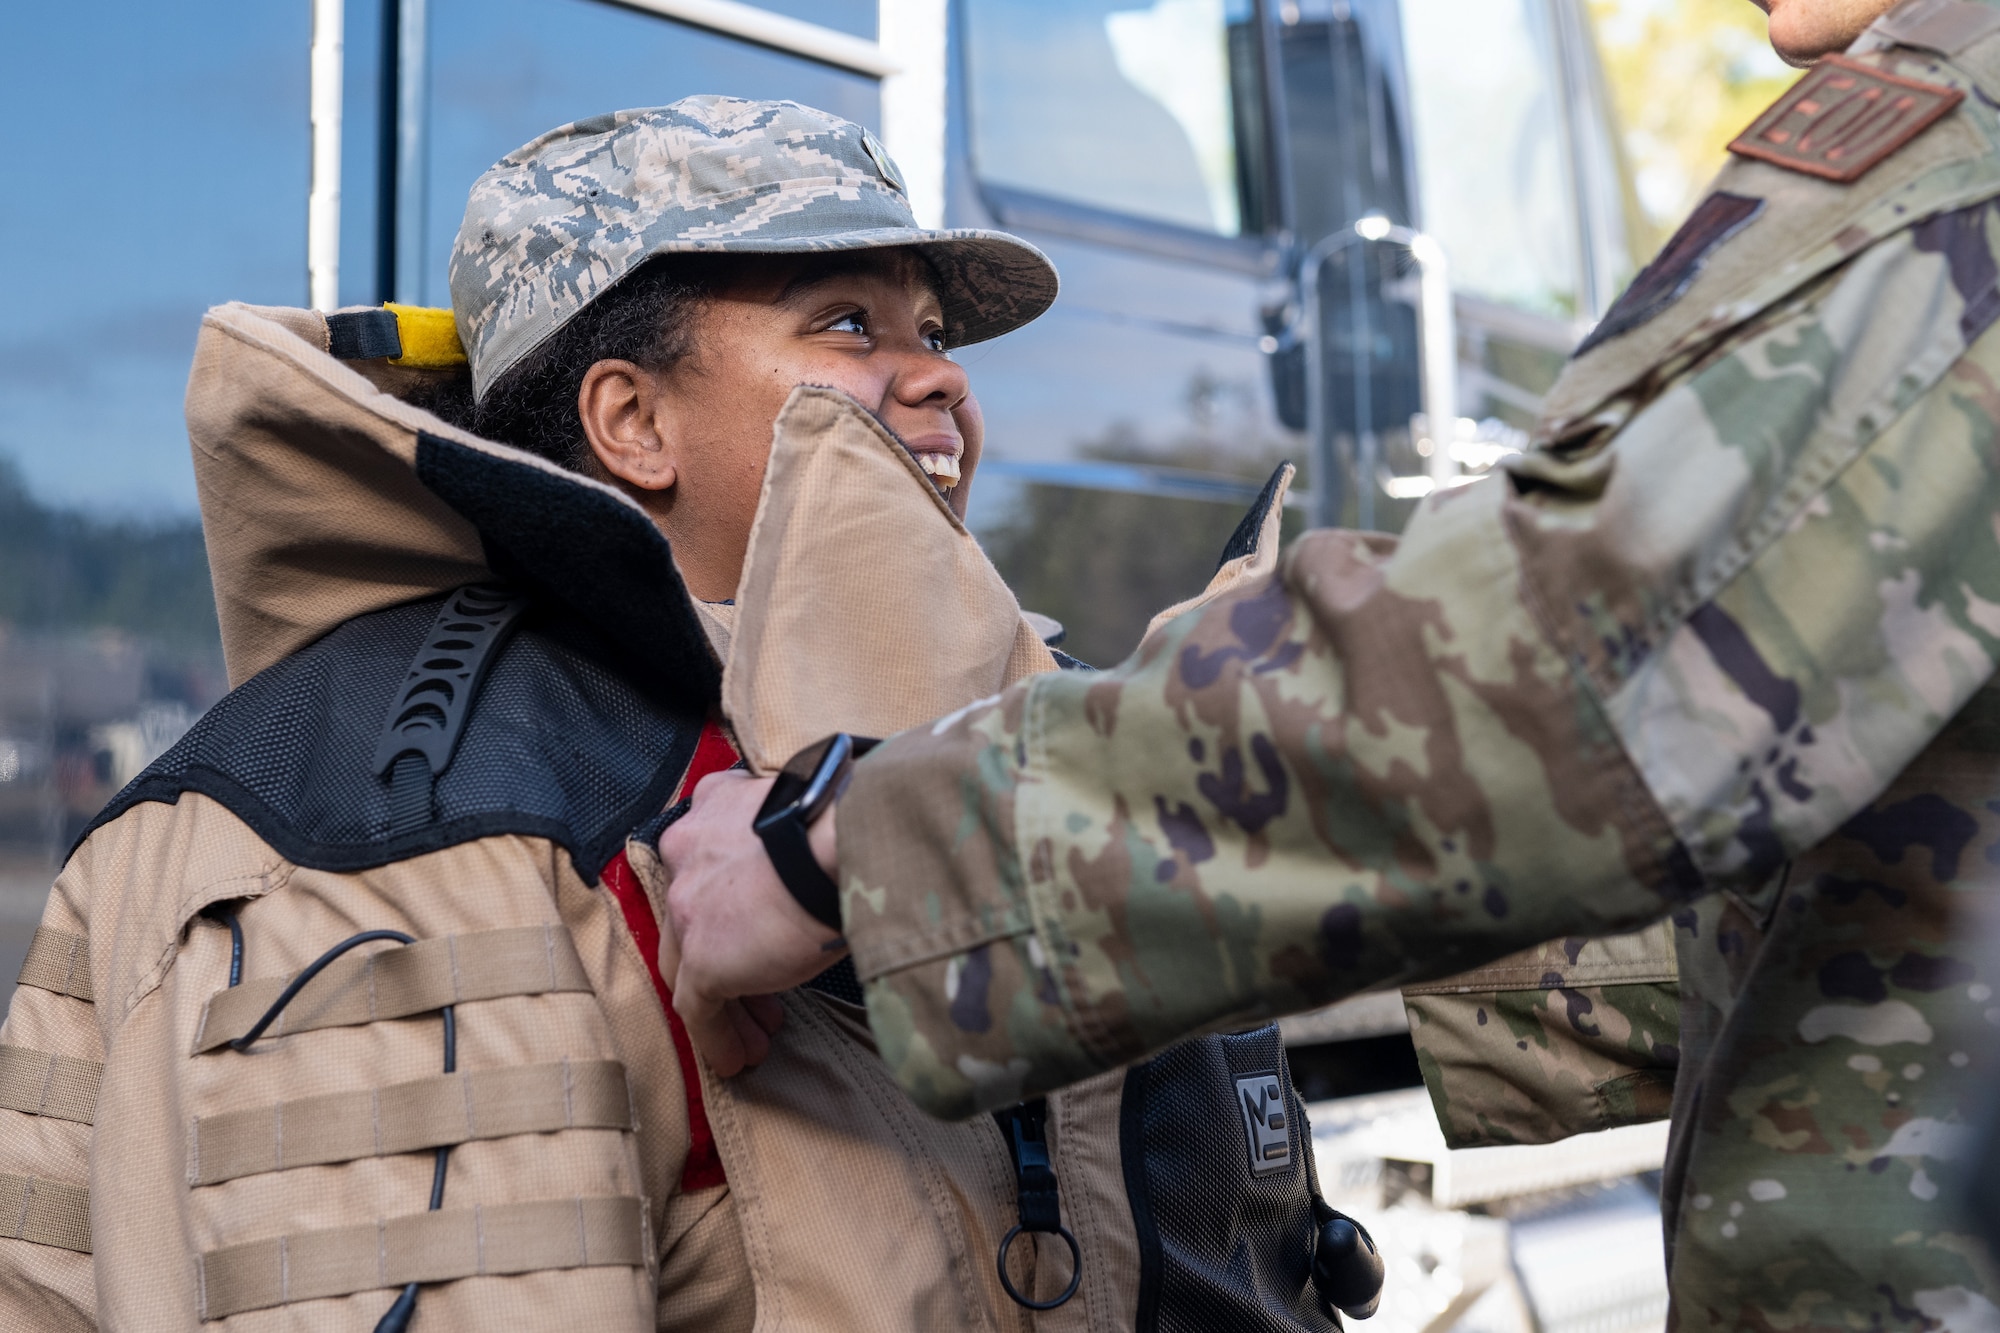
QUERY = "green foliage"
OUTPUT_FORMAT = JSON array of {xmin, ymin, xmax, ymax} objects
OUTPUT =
[
  {"xmin": 1589, "ymin": 0, "xmax": 1798, "ymax": 244},
  {"xmin": 0, "ymin": 458, "xmax": 220, "ymax": 657}
]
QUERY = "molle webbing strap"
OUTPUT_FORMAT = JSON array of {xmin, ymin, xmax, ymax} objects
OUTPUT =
[
  {"xmin": 0, "ymin": 1173, "xmax": 91, "ymax": 1253},
  {"xmin": 0, "ymin": 1046, "xmax": 101, "ymax": 1125},
  {"xmin": 193, "ymin": 925, "xmax": 592, "ymax": 1054},
  {"xmin": 195, "ymin": 1195, "xmax": 645, "ymax": 1320},
  {"xmin": 16, "ymin": 929, "xmax": 91, "ymax": 1003},
  {"xmin": 189, "ymin": 1058, "xmax": 632, "ymax": 1186}
]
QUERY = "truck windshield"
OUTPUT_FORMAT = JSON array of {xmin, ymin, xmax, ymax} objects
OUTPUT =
[{"xmin": 964, "ymin": 0, "xmax": 1261, "ymax": 237}]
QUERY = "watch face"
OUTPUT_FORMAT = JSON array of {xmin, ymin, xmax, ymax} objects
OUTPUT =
[
  {"xmin": 782, "ymin": 734, "xmax": 842, "ymax": 781},
  {"xmin": 757, "ymin": 733, "xmax": 851, "ymax": 833},
  {"xmin": 754, "ymin": 767, "xmax": 813, "ymax": 832}
]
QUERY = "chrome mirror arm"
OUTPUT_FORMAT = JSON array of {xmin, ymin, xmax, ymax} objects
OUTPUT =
[{"xmin": 1288, "ymin": 217, "xmax": 1457, "ymax": 530}]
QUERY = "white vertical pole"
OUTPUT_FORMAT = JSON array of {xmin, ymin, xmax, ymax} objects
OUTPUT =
[
  {"xmin": 394, "ymin": 0, "xmax": 430, "ymax": 305},
  {"xmin": 308, "ymin": 0, "xmax": 345, "ymax": 311},
  {"xmin": 877, "ymin": 0, "xmax": 948, "ymax": 228},
  {"xmin": 1407, "ymin": 234, "xmax": 1458, "ymax": 488}
]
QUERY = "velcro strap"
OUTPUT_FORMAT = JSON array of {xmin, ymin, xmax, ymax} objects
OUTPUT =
[
  {"xmin": 0, "ymin": 1173, "xmax": 91, "ymax": 1253},
  {"xmin": 193, "ymin": 925, "xmax": 591, "ymax": 1054},
  {"xmin": 189, "ymin": 1058, "xmax": 632, "ymax": 1185},
  {"xmin": 324, "ymin": 308, "xmax": 402, "ymax": 360},
  {"xmin": 16, "ymin": 929, "xmax": 91, "ymax": 1003},
  {"xmin": 0, "ymin": 1046, "xmax": 101, "ymax": 1125},
  {"xmin": 196, "ymin": 1195, "xmax": 644, "ymax": 1320}
]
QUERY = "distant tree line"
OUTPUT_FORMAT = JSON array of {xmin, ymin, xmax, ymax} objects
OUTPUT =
[{"xmin": 0, "ymin": 459, "xmax": 220, "ymax": 658}]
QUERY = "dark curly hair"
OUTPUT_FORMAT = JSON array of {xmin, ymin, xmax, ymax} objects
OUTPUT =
[
  {"xmin": 415, "ymin": 249, "xmax": 938, "ymax": 470},
  {"xmin": 461, "ymin": 255, "xmax": 726, "ymax": 471}
]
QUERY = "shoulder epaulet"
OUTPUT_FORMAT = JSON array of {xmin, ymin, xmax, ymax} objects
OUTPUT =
[{"xmin": 1728, "ymin": 54, "xmax": 1963, "ymax": 184}]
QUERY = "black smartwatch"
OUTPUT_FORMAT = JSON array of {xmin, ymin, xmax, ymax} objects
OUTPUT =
[{"xmin": 753, "ymin": 733, "xmax": 877, "ymax": 931}]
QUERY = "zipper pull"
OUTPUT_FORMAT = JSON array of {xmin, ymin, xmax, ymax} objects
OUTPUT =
[{"xmin": 993, "ymin": 1099, "xmax": 1082, "ymax": 1310}]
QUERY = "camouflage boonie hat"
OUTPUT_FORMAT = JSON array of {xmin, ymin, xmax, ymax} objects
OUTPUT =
[{"xmin": 451, "ymin": 95, "xmax": 1060, "ymax": 398}]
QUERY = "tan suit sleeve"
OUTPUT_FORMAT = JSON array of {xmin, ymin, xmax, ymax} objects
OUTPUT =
[{"xmin": 0, "ymin": 860, "xmax": 101, "ymax": 1332}]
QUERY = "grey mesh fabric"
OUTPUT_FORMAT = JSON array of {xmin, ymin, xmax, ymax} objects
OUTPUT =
[
  {"xmin": 1124, "ymin": 1029, "xmax": 1334, "ymax": 1333},
  {"xmin": 75, "ymin": 594, "xmax": 705, "ymax": 882},
  {"xmin": 450, "ymin": 95, "xmax": 1060, "ymax": 396}
]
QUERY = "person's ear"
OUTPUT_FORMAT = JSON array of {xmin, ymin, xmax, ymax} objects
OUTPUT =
[{"xmin": 578, "ymin": 358, "xmax": 679, "ymax": 492}]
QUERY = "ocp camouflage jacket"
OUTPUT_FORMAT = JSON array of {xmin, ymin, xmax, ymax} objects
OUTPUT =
[{"xmin": 833, "ymin": 2, "xmax": 2000, "ymax": 1326}]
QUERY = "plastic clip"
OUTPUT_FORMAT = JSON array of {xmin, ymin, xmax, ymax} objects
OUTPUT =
[{"xmin": 993, "ymin": 1099, "xmax": 1082, "ymax": 1310}]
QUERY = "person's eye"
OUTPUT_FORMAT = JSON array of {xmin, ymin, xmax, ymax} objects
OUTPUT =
[
  {"xmin": 924, "ymin": 328, "xmax": 947, "ymax": 353},
  {"xmin": 826, "ymin": 311, "xmax": 867, "ymax": 335}
]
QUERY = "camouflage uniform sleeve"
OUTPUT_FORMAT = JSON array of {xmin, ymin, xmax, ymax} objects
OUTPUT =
[
  {"xmin": 841, "ymin": 198, "xmax": 2000, "ymax": 1120},
  {"xmin": 1401, "ymin": 922, "xmax": 1680, "ymax": 1149}
]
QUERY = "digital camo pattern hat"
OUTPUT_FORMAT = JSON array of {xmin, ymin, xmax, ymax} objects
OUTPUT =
[{"xmin": 451, "ymin": 95, "xmax": 1060, "ymax": 398}]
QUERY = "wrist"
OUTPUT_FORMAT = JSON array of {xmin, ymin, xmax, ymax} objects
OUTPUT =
[
  {"xmin": 808, "ymin": 803, "xmax": 838, "ymax": 883},
  {"xmin": 753, "ymin": 734, "xmax": 874, "ymax": 931}
]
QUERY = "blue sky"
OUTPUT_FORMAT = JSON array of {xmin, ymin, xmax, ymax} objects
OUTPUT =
[
  {"xmin": 0, "ymin": 0, "xmax": 874, "ymax": 517},
  {"xmin": 0, "ymin": 4, "xmax": 311, "ymax": 516}
]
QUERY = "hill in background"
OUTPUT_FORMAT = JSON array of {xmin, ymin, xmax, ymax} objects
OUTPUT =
[
  {"xmin": 0, "ymin": 457, "xmax": 220, "ymax": 662},
  {"xmin": 0, "ymin": 459, "xmax": 224, "ymax": 865}
]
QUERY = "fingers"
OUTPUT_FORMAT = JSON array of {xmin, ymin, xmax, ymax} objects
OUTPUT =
[
  {"xmin": 674, "ymin": 990, "xmax": 779, "ymax": 1078},
  {"xmin": 655, "ymin": 763, "xmax": 819, "ymax": 1076},
  {"xmin": 656, "ymin": 905, "xmax": 683, "ymax": 991},
  {"xmin": 742, "ymin": 992, "xmax": 785, "ymax": 1034},
  {"xmin": 676, "ymin": 985, "xmax": 749, "ymax": 1077},
  {"xmin": 726, "ymin": 999, "xmax": 774, "ymax": 1067}
]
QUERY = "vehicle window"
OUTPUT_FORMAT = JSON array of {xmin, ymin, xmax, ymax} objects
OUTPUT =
[
  {"xmin": 1397, "ymin": 0, "xmax": 1580, "ymax": 317},
  {"xmin": 964, "ymin": 0, "xmax": 1263, "ymax": 236},
  {"xmin": 346, "ymin": 0, "xmax": 881, "ymax": 308}
]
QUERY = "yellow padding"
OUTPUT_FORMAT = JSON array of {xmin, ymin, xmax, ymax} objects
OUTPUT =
[{"xmin": 384, "ymin": 302, "xmax": 468, "ymax": 368}]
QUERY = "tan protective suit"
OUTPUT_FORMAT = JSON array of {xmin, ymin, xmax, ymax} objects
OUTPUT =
[{"xmin": 0, "ymin": 304, "xmax": 1328, "ymax": 1331}]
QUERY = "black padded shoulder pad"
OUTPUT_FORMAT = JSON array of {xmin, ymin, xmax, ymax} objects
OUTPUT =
[
  {"xmin": 74, "ymin": 595, "xmax": 704, "ymax": 881},
  {"xmin": 415, "ymin": 430, "xmax": 722, "ymax": 716}
]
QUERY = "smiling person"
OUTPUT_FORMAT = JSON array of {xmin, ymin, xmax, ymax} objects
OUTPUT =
[
  {"xmin": 0, "ymin": 98, "xmax": 1364, "ymax": 1332},
  {"xmin": 659, "ymin": 2, "xmax": 2000, "ymax": 1327},
  {"xmin": 475, "ymin": 244, "xmax": 983, "ymax": 606}
]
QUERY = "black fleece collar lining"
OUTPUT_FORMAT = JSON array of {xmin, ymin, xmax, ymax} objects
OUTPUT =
[{"xmin": 414, "ymin": 429, "xmax": 722, "ymax": 716}]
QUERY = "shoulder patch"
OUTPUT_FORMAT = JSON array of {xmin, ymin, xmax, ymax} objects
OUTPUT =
[
  {"xmin": 1729, "ymin": 55, "xmax": 1964, "ymax": 184},
  {"xmin": 1576, "ymin": 192, "xmax": 1765, "ymax": 355}
]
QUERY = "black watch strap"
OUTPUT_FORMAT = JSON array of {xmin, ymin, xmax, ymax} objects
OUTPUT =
[
  {"xmin": 754, "ymin": 734, "xmax": 877, "ymax": 932},
  {"xmin": 760, "ymin": 815, "xmax": 843, "ymax": 930}
]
